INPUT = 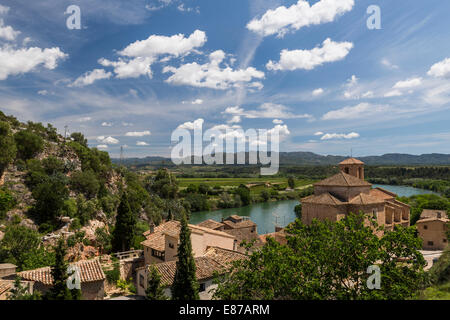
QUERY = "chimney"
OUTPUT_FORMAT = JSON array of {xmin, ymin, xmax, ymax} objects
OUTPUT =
[
  {"xmin": 437, "ymin": 212, "xmax": 442, "ymax": 219},
  {"xmin": 149, "ymin": 222, "xmax": 155, "ymax": 234}
]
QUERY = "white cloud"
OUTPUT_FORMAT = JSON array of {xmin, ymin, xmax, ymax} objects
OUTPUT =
[
  {"xmin": 224, "ymin": 103, "xmax": 312, "ymax": 120},
  {"xmin": 393, "ymin": 77, "xmax": 422, "ymax": 89},
  {"xmin": 0, "ymin": 47, "xmax": 67, "ymax": 80},
  {"xmin": 228, "ymin": 115, "xmax": 241, "ymax": 124},
  {"xmin": 70, "ymin": 69, "xmax": 112, "ymax": 87},
  {"xmin": 78, "ymin": 117, "xmax": 92, "ymax": 122},
  {"xmin": 322, "ymin": 103, "xmax": 390, "ymax": 120},
  {"xmin": 97, "ymin": 144, "xmax": 108, "ymax": 149},
  {"xmin": 427, "ymin": 58, "xmax": 450, "ymax": 78},
  {"xmin": 346, "ymin": 74, "xmax": 358, "ymax": 87},
  {"xmin": 136, "ymin": 141, "xmax": 149, "ymax": 146},
  {"xmin": 125, "ymin": 130, "xmax": 151, "ymax": 137},
  {"xmin": 384, "ymin": 89, "xmax": 403, "ymax": 98},
  {"xmin": 163, "ymin": 50, "xmax": 265, "ymax": 90},
  {"xmin": 314, "ymin": 131, "xmax": 324, "ymax": 136},
  {"xmin": 119, "ymin": 29, "xmax": 206, "ymax": 59},
  {"xmin": 247, "ymin": 0, "xmax": 354, "ymax": 37},
  {"xmin": 0, "ymin": 19, "xmax": 20, "ymax": 41},
  {"xmin": 273, "ymin": 119, "xmax": 284, "ymax": 124},
  {"xmin": 312, "ymin": 88, "xmax": 324, "ymax": 96},
  {"xmin": 362, "ymin": 91, "xmax": 374, "ymax": 98},
  {"xmin": 191, "ymin": 99, "xmax": 203, "ymax": 105},
  {"xmin": 99, "ymin": 57, "xmax": 154, "ymax": 79},
  {"xmin": 101, "ymin": 122, "xmax": 113, "ymax": 127},
  {"xmin": 381, "ymin": 58, "xmax": 399, "ymax": 70},
  {"xmin": 37, "ymin": 90, "xmax": 49, "ymax": 96},
  {"xmin": 320, "ymin": 132, "xmax": 359, "ymax": 140},
  {"xmin": 0, "ymin": 5, "xmax": 9, "ymax": 15},
  {"xmin": 97, "ymin": 136, "xmax": 119, "ymax": 144},
  {"xmin": 266, "ymin": 39, "xmax": 353, "ymax": 71},
  {"xmin": 177, "ymin": 118, "xmax": 204, "ymax": 130}
]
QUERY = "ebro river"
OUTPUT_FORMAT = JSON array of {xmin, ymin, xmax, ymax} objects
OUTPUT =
[{"xmin": 190, "ymin": 185, "xmax": 438, "ymax": 234}]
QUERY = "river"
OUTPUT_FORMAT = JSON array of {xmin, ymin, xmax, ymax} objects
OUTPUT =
[{"xmin": 190, "ymin": 185, "xmax": 439, "ymax": 234}]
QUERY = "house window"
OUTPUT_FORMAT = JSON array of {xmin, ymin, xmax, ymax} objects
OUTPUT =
[
  {"xmin": 139, "ymin": 274, "xmax": 145, "ymax": 288},
  {"xmin": 151, "ymin": 249, "xmax": 165, "ymax": 260},
  {"xmin": 423, "ymin": 225, "xmax": 428, "ymax": 230},
  {"xmin": 169, "ymin": 243, "xmax": 174, "ymax": 249},
  {"xmin": 372, "ymin": 209, "xmax": 378, "ymax": 219},
  {"xmin": 444, "ymin": 239, "xmax": 447, "ymax": 243},
  {"xmin": 428, "ymin": 241, "xmax": 434, "ymax": 246},
  {"xmin": 199, "ymin": 283, "xmax": 206, "ymax": 292}
]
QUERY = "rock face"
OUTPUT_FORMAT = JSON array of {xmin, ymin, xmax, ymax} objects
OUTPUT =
[
  {"xmin": 0, "ymin": 230, "xmax": 4, "ymax": 241},
  {"xmin": 81, "ymin": 219, "xmax": 106, "ymax": 241}
]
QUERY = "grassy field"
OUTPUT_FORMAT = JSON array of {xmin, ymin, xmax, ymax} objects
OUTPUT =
[{"xmin": 177, "ymin": 177, "xmax": 314, "ymax": 189}]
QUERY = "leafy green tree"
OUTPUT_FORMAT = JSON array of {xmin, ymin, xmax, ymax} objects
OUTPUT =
[
  {"xmin": 8, "ymin": 276, "xmax": 42, "ymax": 300},
  {"xmin": 261, "ymin": 189, "xmax": 270, "ymax": 202},
  {"xmin": 112, "ymin": 192, "xmax": 137, "ymax": 252},
  {"xmin": 0, "ymin": 188, "xmax": 16, "ymax": 220},
  {"xmin": 0, "ymin": 225, "xmax": 40, "ymax": 270},
  {"xmin": 214, "ymin": 214, "xmax": 426, "ymax": 300},
  {"xmin": 70, "ymin": 170, "xmax": 100, "ymax": 199},
  {"xmin": 46, "ymin": 239, "xmax": 80, "ymax": 300},
  {"xmin": 147, "ymin": 169, "xmax": 178, "ymax": 199},
  {"xmin": 70, "ymin": 132, "xmax": 88, "ymax": 147},
  {"xmin": 14, "ymin": 130, "xmax": 44, "ymax": 160},
  {"xmin": 146, "ymin": 265, "xmax": 168, "ymax": 300},
  {"xmin": 172, "ymin": 213, "xmax": 199, "ymax": 300},
  {"xmin": 235, "ymin": 184, "xmax": 251, "ymax": 206},
  {"xmin": 0, "ymin": 121, "xmax": 17, "ymax": 174},
  {"xmin": 288, "ymin": 176, "xmax": 295, "ymax": 189},
  {"xmin": 197, "ymin": 183, "xmax": 210, "ymax": 195},
  {"xmin": 294, "ymin": 203, "xmax": 302, "ymax": 219}
]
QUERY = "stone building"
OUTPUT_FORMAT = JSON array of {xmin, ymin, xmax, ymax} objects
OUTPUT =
[
  {"xmin": 416, "ymin": 209, "xmax": 449, "ymax": 250},
  {"xmin": 6, "ymin": 258, "xmax": 106, "ymax": 300},
  {"xmin": 301, "ymin": 158, "xmax": 410, "ymax": 234},
  {"xmin": 141, "ymin": 220, "xmax": 236, "ymax": 265},
  {"xmin": 136, "ymin": 246, "xmax": 247, "ymax": 299}
]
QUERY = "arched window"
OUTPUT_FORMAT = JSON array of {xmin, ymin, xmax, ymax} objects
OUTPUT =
[{"xmin": 344, "ymin": 167, "xmax": 349, "ymax": 174}]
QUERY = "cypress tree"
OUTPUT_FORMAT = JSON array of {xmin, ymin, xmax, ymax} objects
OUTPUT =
[
  {"xmin": 146, "ymin": 265, "xmax": 167, "ymax": 300},
  {"xmin": 112, "ymin": 191, "xmax": 137, "ymax": 252},
  {"xmin": 171, "ymin": 212, "xmax": 199, "ymax": 300}
]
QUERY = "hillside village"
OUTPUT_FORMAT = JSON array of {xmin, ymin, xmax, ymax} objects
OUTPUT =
[{"xmin": 0, "ymin": 111, "xmax": 449, "ymax": 300}]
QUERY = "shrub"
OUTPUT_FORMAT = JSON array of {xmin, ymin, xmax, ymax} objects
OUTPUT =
[
  {"xmin": 14, "ymin": 130, "xmax": 44, "ymax": 160},
  {"xmin": 70, "ymin": 170, "xmax": 100, "ymax": 199}
]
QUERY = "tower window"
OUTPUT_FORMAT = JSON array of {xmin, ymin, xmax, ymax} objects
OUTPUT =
[{"xmin": 344, "ymin": 167, "xmax": 349, "ymax": 174}]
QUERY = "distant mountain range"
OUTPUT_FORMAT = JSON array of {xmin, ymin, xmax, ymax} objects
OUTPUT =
[{"xmin": 113, "ymin": 152, "xmax": 450, "ymax": 166}]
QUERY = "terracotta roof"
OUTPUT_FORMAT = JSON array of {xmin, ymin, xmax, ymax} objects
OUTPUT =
[
  {"xmin": 197, "ymin": 219, "xmax": 224, "ymax": 230},
  {"xmin": 301, "ymin": 192, "xmax": 345, "ymax": 205},
  {"xmin": 314, "ymin": 172, "xmax": 371, "ymax": 187},
  {"xmin": 369, "ymin": 187, "xmax": 397, "ymax": 200},
  {"xmin": 222, "ymin": 219, "xmax": 256, "ymax": 229},
  {"xmin": 150, "ymin": 256, "xmax": 225, "ymax": 287},
  {"xmin": 420, "ymin": 209, "xmax": 448, "ymax": 220},
  {"xmin": 349, "ymin": 193, "xmax": 385, "ymax": 205},
  {"xmin": 141, "ymin": 220, "xmax": 235, "ymax": 251},
  {"xmin": 203, "ymin": 246, "xmax": 248, "ymax": 266},
  {"xmin": 339, "ymin": 158, "xmax": 364, "ymax": 165},
  {"xmin": 17, "ymin": 259, "xmax": 105, "ymax": 285},
  {"xmin": 417, "ymin": 217, "xmax": 449, "ymax": 224}
]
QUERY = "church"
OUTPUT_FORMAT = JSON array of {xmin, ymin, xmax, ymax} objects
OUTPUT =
[{"xmin": 301, "ymin": 158, "xmax": 410, "ymax": 235}]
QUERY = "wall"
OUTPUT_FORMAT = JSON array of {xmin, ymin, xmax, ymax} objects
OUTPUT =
[{"xmin": 417, "ymin": 220, "xmax": 448, "ymax": 250}]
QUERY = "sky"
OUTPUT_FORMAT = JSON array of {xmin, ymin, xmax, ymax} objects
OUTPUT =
[{"xmin": 0, "ymin": 0, "xmax": 450, "ymax": 158}]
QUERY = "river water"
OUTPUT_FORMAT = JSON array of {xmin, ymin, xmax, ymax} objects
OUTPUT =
[{"xmin": 190, "ymin": 185, "xmax": 438, "ymax": 234}]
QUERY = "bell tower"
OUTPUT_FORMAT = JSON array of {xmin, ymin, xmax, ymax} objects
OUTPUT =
[{"xmin": 339, "ymin": 158, "xmax": 364, "ymax": 180}]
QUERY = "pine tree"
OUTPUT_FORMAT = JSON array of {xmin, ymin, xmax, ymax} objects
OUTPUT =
[
  {"xmin": 171, "ymin": 212, "xmax": 199, "ymax": 300},
  {"xmin": 47, "ymin": 238, "xmax": 78, "ymax": 300},
  {"xmin": 146, "ymin": 265, "xmax": 167, "ymax": 300},
  {"xmin": 112, "ymin": 191, "xmax": 137, "ymax": 252}
]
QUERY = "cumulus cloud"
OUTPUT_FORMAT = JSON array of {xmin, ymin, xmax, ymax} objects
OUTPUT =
[
  {"xmin": 70, "ymin": 69, "xmax": 112, "ymax": 87},
  {"xmin": 99, "ymin": 57, "xmax": 154, "ymax": 79},
  {"xmin": 320, "ymin": 132, "xmax": 359, "ymax": 140},
  {"xmin": 177, "ymin": 118, "xmax": 204, "ymax": 130},
  {"xmin": 182, "ymin": 99, "xmax": 204, "ymax": 105},
  {"xmin": 427, "ymin": 58, "xmax": 450, "ymax": 78},
  {"xmin": 384, "ymin": 89, "xmax": 403, "ymax": 98},
  {"xmin": 102, "ymin": 122, "xmax": 113, "ymax": 127},
  {"xmin": 266, "ymin": 39, "xmax": 353, "ymax": 71},
  {"xmin": 224, "ymin": 103, "xmax": 312, "ymax": 120},
  {"xmin": 314, "ymin": 131, "xmax": 324, "ymax": 136},
  {"xmin": 97, "ymin": 136, "xmax": 119, "ymax": 144},
  {"xmin": 163, "ymin": 50, "xmax": 265, "ymax": 90},
  {"xmin": 273, "ymin": 119, "xmax": 284, "ymax": 124},
  {"xmin": 322, "ymin": 103, "xmax": 390, "ymax": 120},
  {"xmin": 0, "ymin": 19, "xmax": 20, "ymax": 41},
  {"xmin": 119, "ymin": 29, "xmax": 206, "ymax": 59},
  {"xmin": 393, "ymin": 77, "xmax": 422, "ymax": 89},
  {"xmin": 136, "ymin": 141, "xmax": 149, "ymax": 146},
  {"xmin": 37, "ymin": 90, "xmax": 49, "ymax": 96},
  {"xmin": 125, "ymin": 130, "xmax": 151, "ymax": 137},
  {"xmin": 381, "ymin": 58, "xmax": 399, "ymax": 70},
  {"xmin": 0, "ymin": 47, "xmax": 67, "ymax": 80},
  {"xmin": 312, "ymin": 88, "xmax": 324, "ymax": 96},
  {"xmin": 97, "ymin": 144, "xmax": 108, "ymax": 149},
  {"xmin": 247, "ymin": 0, "xmax": 354, "ymax": 37}
]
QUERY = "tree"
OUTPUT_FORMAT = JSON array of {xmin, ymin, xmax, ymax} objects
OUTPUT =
[
  {"xmin": 14, "ymin": 130, "xmax": 44, "ymax": 160},
  {"xmin": 70, "ymin": 170, "xmax": 100, "ymax": 199},
  {"xmin": 70, "ymin": 132, "xmax": 88, "ymax": 147},
  {"xmin": 288, "ymin": 176, "xmax": 295, "ymax": 189},
  {"xmin": 261, "ymin": 189, "xmax": 270, "ymax": 202},
  {"xmin": 0, "ymin": 121, "xmax": 17, "ymax": 174},
  {"xmin": 0, "ymin": 225, "xmax": 40, "ymax": 270},
  {"xmin": 8, "ymin": 276, "xmax": 42, "ymax": 300},
  {"xmin": 294, "ymin": 203, "xmax": 302, "ymax": 219},
  {"xmin": 112, "ymin": 192, "xmax": 137, "ymax": 252},
  {"xmin": 235, "ymin": 184, "xmax": 251, "ymax": 206},
  {"xmin": 213, "ymin": 214, "xmax": 426, "ymax": 300},
  {"xmin": 46, "ymin": 239, "xmax": 80, "ymax": 300},
  {"xmin": 146, "ymin": 169, "xmax": 178, "ymax": 199},
  {"xmin": 146, "ymin": 265, "xmax": 168, "ymax": 300},
  {"xmin": 171, "ymin": 213, "xmax": 199, "ymax": 300}
]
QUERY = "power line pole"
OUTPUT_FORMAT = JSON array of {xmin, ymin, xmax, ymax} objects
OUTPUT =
[{"xmin": 120, "ymin": 146, "xmax": 124, "ymax": 167}]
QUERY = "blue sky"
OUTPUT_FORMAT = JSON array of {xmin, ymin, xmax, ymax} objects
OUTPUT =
[{"xmin": 0, "ymin": 0, "xmax": 449, "ymax": 158}]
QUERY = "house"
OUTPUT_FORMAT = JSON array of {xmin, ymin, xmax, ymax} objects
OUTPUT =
[
  {"xmin": 198, "ymin": 216, "xmax": 263, "ymax": 252},
  {"xmin": 136, "ymin": 246, "xmax": 247, "ymax": 299},
  {"xmin": 141, "ymin": 220, "xmax": 237, "ymax": 265},
  {"xmin": 416, "ymin": 210, "xmax": 449, "ymax": 250},
  {"xmin": 259, "ymin": 226, "xmax": 287, "ymax": 246},
  {"xmin": 0, "ymin": 263, "xmax": 17, "ymax": 279},
  {"xmin": 5, "ymin": 258, "xmax": 106, "ymax": 300},
  {"xmin": 301, "ymin": 158, "xmax": 410, "ymax": 236}
]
